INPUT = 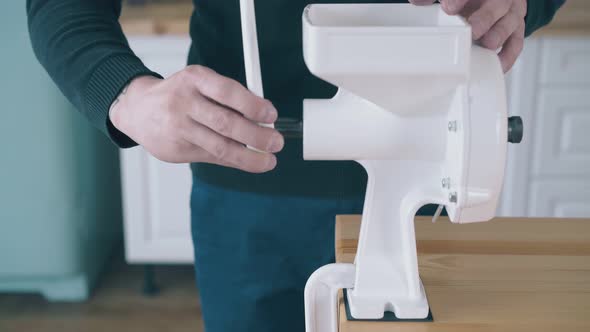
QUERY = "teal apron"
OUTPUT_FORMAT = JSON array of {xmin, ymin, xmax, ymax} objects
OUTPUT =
[{"xmin": 191, "ymin": 175, "xmax": 364, "ymax": 331}]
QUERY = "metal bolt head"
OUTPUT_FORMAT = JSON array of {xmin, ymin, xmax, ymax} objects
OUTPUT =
[
  {"xmin": 448, "ymin": 121, "xmax": 457, "ymax": 132},
  {"xmin": 442, "ymin": 177, "xmax": 451, "ymax": 189},
  {"xmin": 449, "ymin": 192, "xmax": 458, "ymax": 203}
]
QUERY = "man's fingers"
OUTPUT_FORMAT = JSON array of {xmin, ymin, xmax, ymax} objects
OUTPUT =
[
  {"xmin": 181, "ymin": 120, "xmax": 277, "ymax": 173},
  {"xmin": 498, "ymin": 23, "xmax": 525, "ymax": 73},
  {"xmin": 188, "ymin": 65, "xmax": 278, "ymax": 124},
  {"xmin": 441, "ymin": 0, "xmax": 470, "ymax": 15},
  {"xmin": 479, "ymin": 10, "xmax": 521, "ymax": 50},
  {"xmin": 512, "ymin": 0, "xmax": 528, "ymax": 18},
  {"xmin": 176, "ymin": 139, "xmax": 253, "ymax": 171},
  {"xmin": 188, "ymin": 96, "xmax": 284, "ymax": 153},
  {"xmin": 176, "ymin": 144, "xmax": 235, "ymax": 168},
  {"xmin": 468, "ymin": 0, "xmax": 512, "ymax": 40}
]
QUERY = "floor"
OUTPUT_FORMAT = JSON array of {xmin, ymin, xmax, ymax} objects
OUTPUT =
[{"xmin": 0, "ymin": 251, "xmax": 205, "ymax": 332}]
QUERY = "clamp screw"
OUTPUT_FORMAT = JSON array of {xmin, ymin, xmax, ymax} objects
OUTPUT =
[
  {"xmin": 442, "ymin": 177, "xmax": 451, "ymax": 189},
  {"xmin": 449, "ymin": 192, "xmax": 458, "ymax": 203},
  {"xmin": 448, "ymin": 121, "xmax": 458, "ymax": 132}
]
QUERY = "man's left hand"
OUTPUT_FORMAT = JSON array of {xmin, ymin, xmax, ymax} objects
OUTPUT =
[{"xmin": 410, "ymin": 0, "xmax": 527, "ymax": 72}]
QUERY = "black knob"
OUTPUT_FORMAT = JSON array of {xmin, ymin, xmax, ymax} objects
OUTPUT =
[{"xmin": 508, "ymin": 116, "xmax": 523, "ymax": 144}]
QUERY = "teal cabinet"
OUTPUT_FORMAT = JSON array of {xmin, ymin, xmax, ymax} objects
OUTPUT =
[{"xmin": 0, "ymin": 2, "xmax": 122, "ymax": 301}]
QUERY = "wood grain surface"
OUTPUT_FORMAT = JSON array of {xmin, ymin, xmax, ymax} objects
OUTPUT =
[
  {"xmin": 120, "ymin": 2, "xmax": 192, "ymax": 35},
  {"xmin": 119, "ymin": 0, "xmax": 590, "ymax": 36},
  {"xmin": 545, "ymin": 0, "xmax": 590, "ymax": 36},
  {"xmin": 336, "ymin": 215, "xmax": 590, "ymax": 332}
]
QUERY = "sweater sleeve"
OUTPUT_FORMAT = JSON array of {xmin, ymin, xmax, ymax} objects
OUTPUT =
[
  {"xmin": 525, "ymin": 0, "xmax": 566, "ymax": 36},
  {"xmin": 26, "ymin": 0, "xmax": 162, "ymax": 148}
]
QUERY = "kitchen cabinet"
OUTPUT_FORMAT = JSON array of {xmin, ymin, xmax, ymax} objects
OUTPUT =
[
  {"xmin": 498, "ymin": 37, "xmax": 590, "ymax": 218},
  {"xmin": 122, "ymin": 37, "xmax": 194, "ymax": 264},
  {"xmin": 122, "ymin": 34, "xmax": 590, "ymax": 264}
]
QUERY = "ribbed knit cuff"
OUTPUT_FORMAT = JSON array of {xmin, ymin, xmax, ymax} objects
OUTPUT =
[{"xmin": 84, "ymin": 53, "xmax": 163, "ymax": 148}]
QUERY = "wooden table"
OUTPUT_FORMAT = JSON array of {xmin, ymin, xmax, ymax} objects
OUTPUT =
[
  {"xmin": 119, "ymin": 0, "xmax": 590, "ymax": 36},
  {"xmin": 336, "ymin": 215, "xmax": 590, "ymax": 332}
]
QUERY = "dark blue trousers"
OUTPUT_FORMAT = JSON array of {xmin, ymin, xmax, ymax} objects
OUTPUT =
[{"xmin": 190, "ymin": 176, "xmax": 364, "ymax": 332}]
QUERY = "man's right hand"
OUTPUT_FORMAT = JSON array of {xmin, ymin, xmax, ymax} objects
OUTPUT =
[{"xmin": 109, "ymin": 65, "xmax": 284, "ymax": 173}]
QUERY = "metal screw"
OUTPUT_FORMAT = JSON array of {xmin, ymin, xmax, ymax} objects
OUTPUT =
[
  {"xmin": 442, "ymin": 177, "xmax": 451, "ymax": 189},
  {"xmin": 449, "ymin": 192, "xmax": 458, "ymax": 203},
  {"xmin": 448, "ymin": 121, "xmax": 457, "ymax": 132}
]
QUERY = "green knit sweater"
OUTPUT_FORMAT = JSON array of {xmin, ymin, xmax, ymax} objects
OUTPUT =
[{"xmin": 26, "ymin": 0, "xmax": 563, "ymax": 197}]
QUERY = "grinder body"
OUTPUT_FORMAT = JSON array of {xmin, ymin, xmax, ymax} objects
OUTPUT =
[{"xmin": 302, "ymin": 4, "xmax": 515, "ymax": 331}]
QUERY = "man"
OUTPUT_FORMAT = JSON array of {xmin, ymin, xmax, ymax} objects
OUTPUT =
[{"xmin": 27, "ymin": 0, "xmax": 563, "ymax": 331}]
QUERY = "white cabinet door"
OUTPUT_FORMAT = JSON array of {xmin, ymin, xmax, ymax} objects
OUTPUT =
[
  {"xmin": 529, "ymin": 181, "xmax": 590, "ymax": 217},
  {"xmin": 122, "ymin": 36, "xmax": 194, "ymax": 264},
  {"xmin": 539, "ymin": 37, "xmax": 590, "ymax": 85},
  {"xmin": 532, "ymin": 89, "xmax": 590, "ymax": 177},
  {"xmin": 499, "ymin": 37, "xmax": 590, "ymax": 218}
]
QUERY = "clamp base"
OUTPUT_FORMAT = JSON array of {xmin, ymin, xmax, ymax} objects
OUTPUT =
[{"xmin": 343, "ymin": 290, "xmax": 434, "ymax": 322}]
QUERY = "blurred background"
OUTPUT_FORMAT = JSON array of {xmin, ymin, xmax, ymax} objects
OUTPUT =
[{"xmin": 0, "ymin": 1, "xmax": 588, "ymax": 332}]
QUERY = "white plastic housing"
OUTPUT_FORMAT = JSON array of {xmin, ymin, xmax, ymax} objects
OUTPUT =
[
  {"xmin": 302, "ymin": 4, "xmax": 508, "ymax": 332},
  {"xmin": 303, "ymin": 4, "xmax": 471, "ymax": 111}
]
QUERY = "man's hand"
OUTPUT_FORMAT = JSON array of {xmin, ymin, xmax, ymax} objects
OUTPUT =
[
  {"xmin": 410, "ymin": 0, "xmax": 527, "ymax": 72},
  {"xmin": 109, "ymin": 65, "xmax": 284, "ymax": 173}
]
